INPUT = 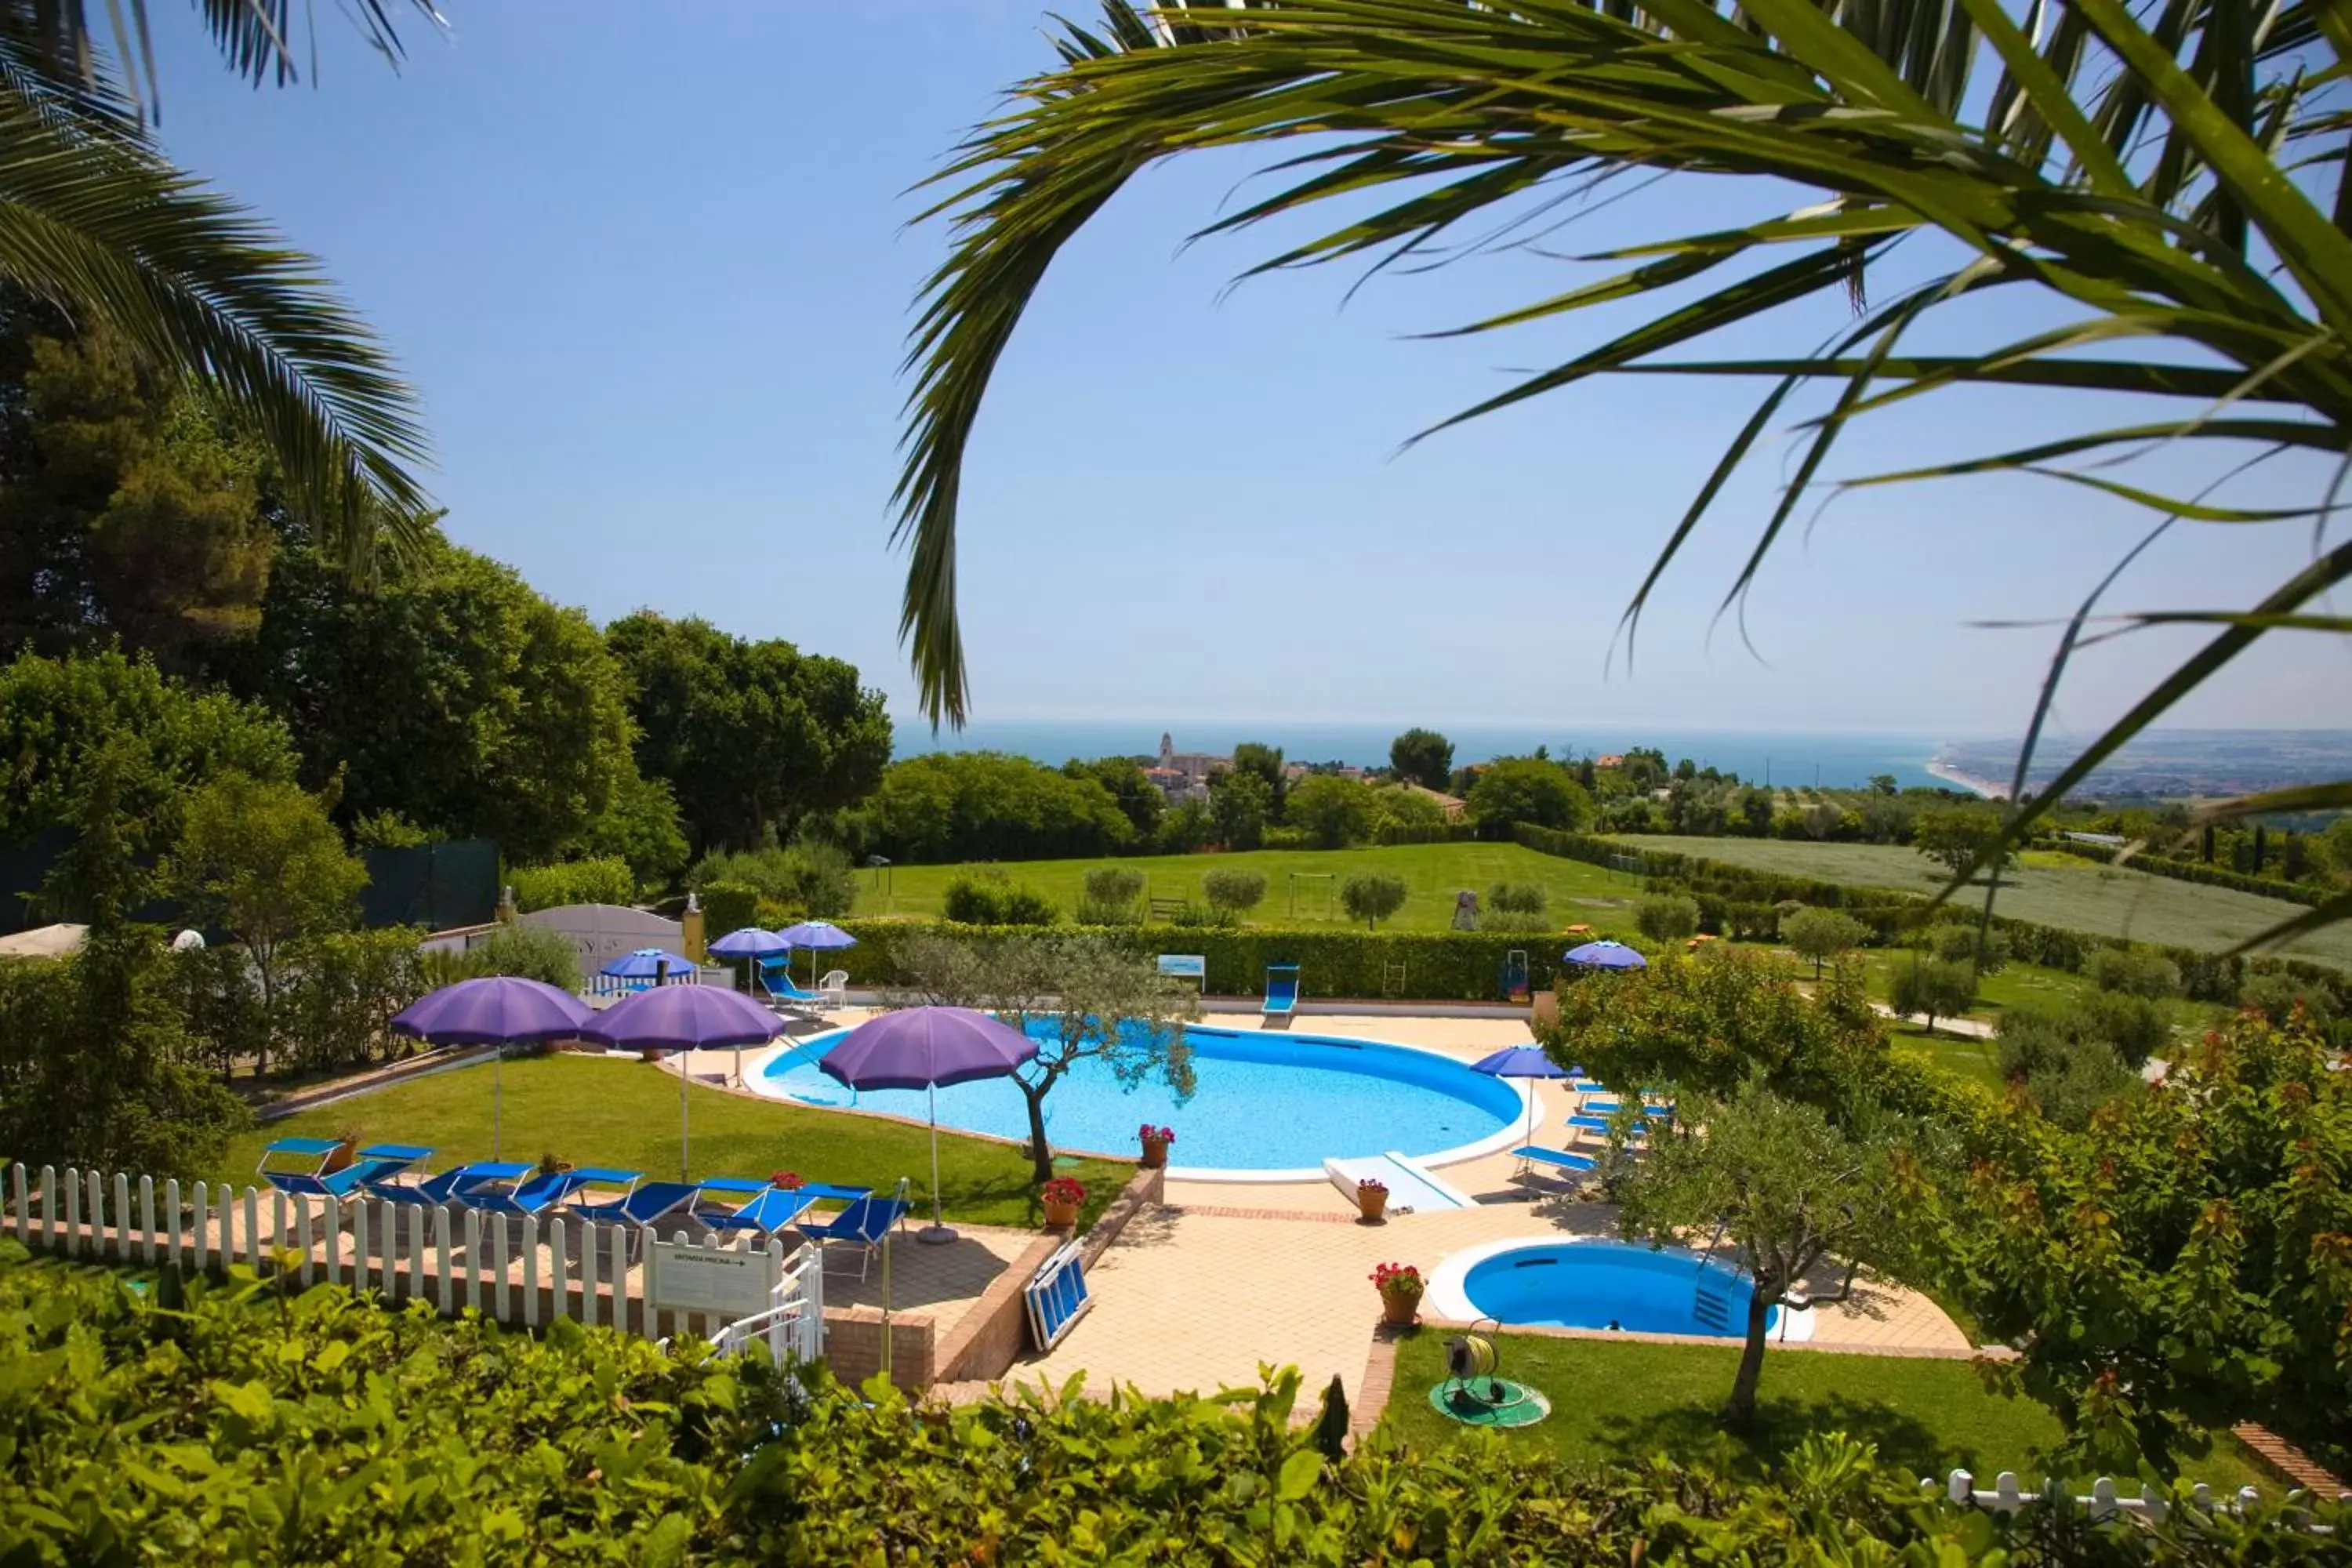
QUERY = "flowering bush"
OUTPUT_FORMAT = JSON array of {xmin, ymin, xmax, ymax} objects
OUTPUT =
[
  {"xmin": 769, "ymin": 1171, "xmax": 804, "ymax": 1190},
  {"xmin": 1356, "ymin": 1178, "xmax": 1388, "ymax": 1194},
  {"xmin": 1138, "ymin": 1124, "xmax": 1175, "ymax": 1145},
  {"xmin": 1370, "ymin": 1262, "xmax": 1423, "ymax": 1301},
  {"xmin": 1041, "ymin": 1176, "xmax": 1087, "ymax": 1207}
]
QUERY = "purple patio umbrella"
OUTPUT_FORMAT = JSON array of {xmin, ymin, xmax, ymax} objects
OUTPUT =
[
  {"xmin": 1565, "ymin": 939, "xmax": 1649, "ymax": 971},
  {"xmin": 390, "ymin": 977, "xmax": 591, "ymax": 1160},
  {"xmin": 708, "ymin": 927, "xmax": 791, "ymax": 996},
  {"xmin": 1470, "ymin": 1045, "xmax": 1577, "ymax": 1153},
  {"xmin": 820, "ymin": 1006, "xmax": 1038, "ymax": 1244},
  {"xmin": 583, "ymin": 985, "xmax": 784, "ymax": 1180},
  {"xmin": 777, "ymin": 920, "xmax": 858, "ymax": 989}
]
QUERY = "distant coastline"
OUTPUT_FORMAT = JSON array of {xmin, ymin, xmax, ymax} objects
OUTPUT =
[{"xmin": 1926, "ymin": 758, "xmax": 2008, "ymax": 800}]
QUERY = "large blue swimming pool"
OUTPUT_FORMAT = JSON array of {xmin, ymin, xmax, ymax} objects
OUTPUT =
[
  {"xmin": 1454, "ymin": 1241, "xmax": 1777, "ymax": 1338},
  {"xmin": 757, "ymin": 1020, "xmax": 1521, "ymax": 1172}
]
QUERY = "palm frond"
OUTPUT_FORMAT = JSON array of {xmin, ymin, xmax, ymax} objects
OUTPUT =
[{"xmin": 22, "ymin": 0, "xmax": 447, "ymax": 118}]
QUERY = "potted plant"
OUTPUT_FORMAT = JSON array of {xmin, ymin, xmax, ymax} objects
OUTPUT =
[
  {"xmin": 539, "ymin": 1151, "xmax": 575, "ymax": 1178},
  {"xmin": 1356, "ymin": 1177, "xmax": 1390, "ymax": 1222},
  {"xmin": 1370, "ymin": 1261, "xmax": 1424, "ymax": 1327},
  {"xmin": 770, "ymin": 1171, "xmax": 805, "ymax": 1191},
  {"xmin": 1040, "ymin": 1176, "xmax": 1086, "ymax": 1230},
  {"xmin": 1138, "ymin": 1123, "xmax": 1175, "ymax": 1169}
]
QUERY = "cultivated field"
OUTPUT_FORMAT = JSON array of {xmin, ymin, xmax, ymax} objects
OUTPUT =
[
  {"xmin": 855, "ymin": 843, "xmax": 1648, "ymax": 934},
  {"xmin": 1628, "ymin": 836, "xmax": 2352, "ymax": 971}
]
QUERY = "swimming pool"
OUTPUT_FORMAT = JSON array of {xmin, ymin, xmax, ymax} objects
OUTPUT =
[
  {"xmin": 754, "ymin": 1020, "xmax": 1525, "ymax": 1177},
  {"xmin": 1426, "ymin": 1239, "xmax": 1810, "ymax": 1341}
]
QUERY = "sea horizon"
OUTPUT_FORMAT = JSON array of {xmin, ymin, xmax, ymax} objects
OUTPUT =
[{"xmin": 890, "ymin": 718, "xmax": 1970, "ymax": 793}]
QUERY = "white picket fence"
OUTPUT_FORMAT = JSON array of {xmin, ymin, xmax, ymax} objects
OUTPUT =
[
  {"xmin": 1930, "ymin": 1469, "xmax": 2343, "ymax": 1527},
  {"xmin": 3, "ymin": 1160, "xmax": 822, "ymax": 1359}
]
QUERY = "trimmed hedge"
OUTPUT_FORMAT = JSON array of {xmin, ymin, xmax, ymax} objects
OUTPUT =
[
  {"xmin": 1373, "ymin": 820, "xmax": 1479, "ymax": 845},
  {"xmin": 829, "ymin": 918, "xmax": 1595, "ymax": 1001},
  {"xmin": 2056, "ymin": 844, "xmax": 2326, "ymax": 907},
  {"xmin": 1513, "ymin": 822, "xmax": 2352, "ymax": 1013}
]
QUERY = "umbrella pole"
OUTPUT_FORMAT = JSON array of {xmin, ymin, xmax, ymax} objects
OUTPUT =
[
  {"xmin": 679, "ymin": 1053, "xmax": 690, "ymax": 1183},
  {"xmin": 918, "ymin": 1083, "xmax": 956, "ymax": 1244},
  {"xmin": 494, "ymin": 1050, "xmax": 503, "ymax": 1161}
]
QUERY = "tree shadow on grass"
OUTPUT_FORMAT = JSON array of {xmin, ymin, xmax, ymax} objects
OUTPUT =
[{"xmin": 1592, "ymin": 1395, "xmax": 1973, "ymax": 1483}]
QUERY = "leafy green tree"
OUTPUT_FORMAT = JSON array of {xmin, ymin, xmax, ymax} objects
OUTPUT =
[
  {"xmin": 1929, "ymin": 1010, "xmax": 2352, "ymax": 1472},
  {"xmin": 2314, "ymin": 817, "xmax": 2352, "ymax": 885},
  {"xmin": 1076, "ymin": 866, "xmax": 1146, "ymax": 924},
  {"xmin": 510, "ymin": 858, "xmax": 636, "ymax": 913},
  {"xmin": 0, "ymin": 647, "xmax": 297, "ymax": 869},
  {"xmin": 165, "ymin": 773, "xmax": 366, "ymax": 1067},
  {"xmin": 1911, "ymin": 807, "xmax": 2012, "ymax": 879},
  {"xmin": 1229, "ymin": 742, "xmax": 1287, "ymax": 815},
  {"xmin": 689, "ymin": 844, "xmax": 859, "ymax": 920},
  {"xmin": 607, "ymin": 612, "xmax": 891, "ymax": 856},
  {"xmin": 421, "ymin": 923, "xmax": 583, "ymax": 993},
  {"xmin": 1063, "ymin": 756, "xmax": 1163, "ymax": 840},
  {"xmin": 1926, "ymin": 918, "xmax": 2009, "ymax": 974},
  {"xmin": 1888, "ymin": 959, "xmax": 1976, "ymax": 1036},
  {"xmin": 1208, "ymin": 766, "xmax": 1272, "ymax": 851},
  {"xmin": 1634, "ymin": 895, "xmax": 1699, "ymax": 945},
  {"xmin": 1370, "ymin": 785, "xmax": 1446, "ymax": 836},
  {"xmin": 885, "ymin": 0, "xmax": 2352, "ymax": 966},
  {"xmin": 1388, "ymin": 728, "xmax": 1452, "ymax": 791},
  {"xmin": 1200, "ymin": 868, "xmax": 1267, "ymax": 920},
  {"xmin": 2087, "ymin": 946, "xmax": 2180, "ymax": 1000},
  {"xmin": 1994, "ymin": 1005, "xmax": 2145, "ymax": 1131},
  {"xmin": 222, "ymin": 539, "xmax": 664, "ymax": 871},
  {"xmin": 890, "ymin": 931, "xmax": 1196, "ymax": 1182},
  {"xmin": 1284, "ymin": 773, "xmax": 1377, "ymax": 849},
  {"xmin": 942, "ymin": 871, "xmax": 1058, "ymax": 927},
  {"xmin": 1339, "ymin": 872, "xmax": 1406, "ymax": 930},
  {"xmin": 1617, "ymin": 1080, "xmax": 1901, "ymax": 1426},
  {"xmin": 1780, "ymin": 907, "xmax": 1866, "ymax": 980},
  {"xmin": 869, "ymin": 752, "xmax": 1131, "ymax": 863},
  {"xmin": 1464, "ymin": 757, "xmax": 1592, "ymax": 832},
  {"xmin": 1155, "ymin": 797, "xmax": 1214, "ymax": 855}
]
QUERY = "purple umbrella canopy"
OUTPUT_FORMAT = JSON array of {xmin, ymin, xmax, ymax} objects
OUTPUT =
[
  {"xmin": 390, "ymin": 976, "xmax": 591, "ymax": 1046},
  {"xmin": 818, "ymin": 1006, "xmax": 1039, "ymax": 1244},
  {"xmin": 1565, "ymin": 940, "xmax": 1649, "ymax": 971},
  {"xmin": 778, "ymin": 920, "xmax": 859, "ymax": 987},
  {"xmin": 583, "ymin": 984, "xmax": 784, "ymax": 1050},
  {"xmin": 707, "ymin": 927, "xmax": 790, "ymax": 960},
  {"xmin": 818, "ymin": 1006, "xmax": 1036, "ymax": 1092},
  {"xmin": 1469, "ymin": 1046, "xmax": 1574, "ymax": 1080}
]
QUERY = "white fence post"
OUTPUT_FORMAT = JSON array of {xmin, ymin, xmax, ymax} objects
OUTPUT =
[
  {"xmin": 138, "ymin": 1175, "xmax": 154, "ymax": 1262},
  {"xmin": 521, "ymin": 1216, "xmax": 540, "ymax": 1328},
  {"xmin": 609, "ymin": 1225, "xmax": 629, "ymax": 1335},
  {"xmin": 9, "ymin": 1163, "xmax": 26, "ymax": 1243},
  {"xmin": 434, "ymin": 1204, "xmax": 454, "ymax": 1315},
  {"xmin": 492, "ymin": 1213, "xmax": 512, "ymax": 1323},
  {"xmin": 38, "ymin": 1165, "xmax": 56, "ymax": 1250},
  {"xmin": 463, "ymin": 1209, "xmax": 483, "ymax": 1315},
  {"xmin": 549, "ymin": 1219, "xmax": 569, "ymax": 1325},
  {"xmin": 63, "ymin": 1167, "xmax": 81, "ymax": 1258},
  {"xmin": 295, "ymin": 1199, "xmax": 315, "ymax": 1285},
  {"xmin": 111, "ymin": 1173, "xmax": 129, "ymax": 1260},
  {"xmin": 351, "ymin": 1200, "xmax": 370, "ymax": 1294},
  {"xmin": 242, "ymin": 1187, "xmax": 260, "ymax": 1269},
  {"xmin": 579, "ymin": 1221, "xmax": 599, "ymax": 1328},
  {"xmin": 85, "ymin": 1169, "xmax": 105, "ymax": 1258},
  {"xmin": 193, "ymin": 1183, "xmax": 210, "ymax": 1272},
  {"xmin": 162, "ymin": 1179, "xmax": 182, "ymax": 1271}
]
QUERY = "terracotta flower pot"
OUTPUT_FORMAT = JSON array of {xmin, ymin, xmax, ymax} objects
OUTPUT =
[
  {"xmin": 1042, "ymin": 1200, "xmax": 1080, "ymax": 1230},
  {"xmin": 1139, "ymin": 1138, "xmax": 1170, "ymax": 1170},
  {"xmin": 1358, "ymin": 1187, "xmax": 1389, "ymax": 1222},
  {"xmin": 1379, "ymin": 1292, "xmax": 1421, "ymax": 1327}
]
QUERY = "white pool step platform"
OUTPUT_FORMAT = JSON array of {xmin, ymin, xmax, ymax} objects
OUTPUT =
[{"xmin": 1322, "ymin": 1152, "xmax": 1475, "ymax": 1214}]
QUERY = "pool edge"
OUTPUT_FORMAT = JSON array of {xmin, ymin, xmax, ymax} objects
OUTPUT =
[{"xmin": 1426, "ymin": 1235, "xmax": 1817, "ymax": 1344}]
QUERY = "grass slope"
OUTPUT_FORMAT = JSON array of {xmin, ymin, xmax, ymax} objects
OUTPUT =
[
  {"xmin": 218, "ymin": 1056, "xmax": 1129, "ymax": 1230},
  {"xmin": 1387, "ymin": 1333, "xmax": 2271, "ymax": 1492},
  {"xmin": 1624, "ymin": 837, "xmax": 2351, "ymax": 970},
  {"xmin": 860, "ymin": 844, "xmax": 1648, "ymax": 933}
]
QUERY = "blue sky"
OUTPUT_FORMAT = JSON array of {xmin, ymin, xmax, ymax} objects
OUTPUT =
[{"xmin": 147, "ymin": 2, "xmax": 2344, "ymax": 742}]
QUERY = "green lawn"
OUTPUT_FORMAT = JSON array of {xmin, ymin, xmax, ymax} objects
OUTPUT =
[
  {"xmin": 217, "ymin": 1055, "xmax": 1130, "ymax": 1231},
  {"xmin": 1386, "ymin": 1333, "xmax": 2274, "ymax": 1492},
  {"xmin": 858, "ymin": 843, "xmax": 1649, "ymax": 934},
  {"xmin": 1623, "ymin": 836, "xmax": 2352, "ymax": 971}
]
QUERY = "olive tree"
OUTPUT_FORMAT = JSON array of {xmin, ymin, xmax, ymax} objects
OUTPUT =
[
  {"xmin": 1888, "ymin": 958, "xmax": 1976, "ymax": 1036},
  {"xmin": 1634, "ymin": 895, "xmax": 1699, "ymax": 945},
  {"xmin": 1200, "ymin": 868, "xmax": 1267, "ymax": 921},
  {"xmin": 888, "ymin": 931, "xmax": 1196, "ymax": 1183},
  {"xmin": 1780, "ymin": 907, "xmax": 1865, "ymax": 980},
  {"xmin": 1339, "ymin": 873, "xmax": 1407, "ymax": 930}
]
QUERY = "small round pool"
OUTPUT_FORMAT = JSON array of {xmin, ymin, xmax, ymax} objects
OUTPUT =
[
  {"xmin": 754, "ymin": 1020, "xmax": 1524, "ymax": 1177},
  {"xmin": 1428, "ymin": 1239, "xmax": 1810, "ymax": 1341}
]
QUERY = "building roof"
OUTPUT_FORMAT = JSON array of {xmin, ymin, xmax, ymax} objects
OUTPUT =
[{"xmin": 0, "ymin": 924, "xmax": 87, "ymax": 960}]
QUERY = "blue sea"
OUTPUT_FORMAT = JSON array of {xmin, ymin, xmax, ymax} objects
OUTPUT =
[{"xmin": 891, "ymin": 720, "xmax": 1958, "ymax": 793}]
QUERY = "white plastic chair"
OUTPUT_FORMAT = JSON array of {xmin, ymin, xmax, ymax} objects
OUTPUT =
[{"xmin": 818, "ymin": 969, "xmax": 849, "ymax": 1009}]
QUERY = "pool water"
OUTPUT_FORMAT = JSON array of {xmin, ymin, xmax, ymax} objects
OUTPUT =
[
  {"xmin": 758, "ymin": 1020, "xmax": 1520, "ymax": 1172},
  {"xmin": 1458, "ymin": 1241, "xmax": 1776, "ymax": 1338}
]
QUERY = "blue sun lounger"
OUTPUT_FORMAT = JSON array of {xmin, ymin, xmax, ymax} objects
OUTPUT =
[
  {"xmin": 1512, "ymin": 1145, "xmax": 1596, "ymax": 1181},
  {"xmin": 696, "ymin": 1178, "xmax": 819, "ymax": 1239},
  {"xmin": 755, "ymin": 958, "xmax": 828, "ymax": 1009},
  {"xmin": 568, "ymin": 1179, "xmax": 701, "ymax": 1231},
  {"xmin": 793, "ymin": 1180, "xmax": 909, "ymax": 1281},
  {"xmin": 1263, "ymin": 964, "xmax": 1299, "ymax": 1023},
  {"xmin": 259, "ymin": 1138, "xmax": 430, "ymax": 1202}
]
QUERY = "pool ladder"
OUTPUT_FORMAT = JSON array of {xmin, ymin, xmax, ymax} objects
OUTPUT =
[{"xmin": 1691, "ymin": 1274, "xmax": 1733, "ymax": 1333}]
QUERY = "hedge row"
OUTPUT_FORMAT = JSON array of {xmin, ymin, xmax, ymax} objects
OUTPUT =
[
  {"xmin": 1372, "ymin": 820, "xmax": 1481, "ymax": 845},
  {"xmin": 1512, "ymin": 822, "xmax": 2352, "ymax": 1013},
  {"xmin": 2056, "ymin": 844, "xmax": 2326, "ymax": 907},
  {"xmin": 828, "ymin": 918, "xmax": 1585, "ymax": 1002}
]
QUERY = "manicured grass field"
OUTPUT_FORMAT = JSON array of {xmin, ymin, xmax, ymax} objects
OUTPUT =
[
  {"xmin": 1386, "ymin": 1333, "xmax": 2272, "ymax": 1492},
  {"xmin": 857, "ymin": 844, "xmax": 1649, "ymax": 934},
  {"xmin": 1624, "ymin": 836, "xmax": 2351, "ymax": 971},
  {"xmin": 216, "ymin": 1055, "xmax": 1130, "ymax": 1231}
]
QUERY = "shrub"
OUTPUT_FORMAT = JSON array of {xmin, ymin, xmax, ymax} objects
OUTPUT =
[
  {"xmin": 1339, "ymin": 872, "xmax": 1407, "ymax": 930},
  {"xmin": 1200, "ymin": 868, "xmax": 1268, "ymax": 918},
  {"xmin": 441, "ymin": 922, "xmax": 583, "ymax": 991},
  {"xmin": 2089, "ymin": 946, "xmax": 2182, "ymax": 999},
  {"xmin": 1075, "ymin": 866, "xmax": 1146, "ymax": 924},
  {"xmin": 1997, "ymin": 1007, "xmax": 2145, "ymax": 1131},
  {"xmin": 509, "ymin": 856, "xmax": 635, "ymax": 912},
  {"xmin": 2240, "ymin": 970, "xmax": 2340, "ymax": 1031},
  {"xmin": 1780, "ymin": 906, "xmax": 1867, "ymax": 978},
  {"xmin": 2077, "ymin": 989, "xmax": 2173, "ymax": 1068},
  {"xmin": 276, "ymin": 928, "xmax": 429, "ymax": 1076},
  {"xmin": 942, "ymin": 871, "xmax": 1059, "ymax": 927},
  {"xmin": 1488, "ymin": 880, "xmax": 1547, "ymax": 916},
  {"xmin": 697, "ymin": 880, "xmax": 760, "ymax": 940},
  {"xmin": 1889, "ymin": 958, "xmax": 1976, "ymax": 1033},
  {"xmin": 690, "ymin": 844, "xmax": 856, "ymax": 920},
  {"xmin": 1926, "ymin": 917, "xmax": 2010, "ymax": 973},
  {"xmin": 1635, "ymin": 894, "xmax": 1700, "ymax": 944}
]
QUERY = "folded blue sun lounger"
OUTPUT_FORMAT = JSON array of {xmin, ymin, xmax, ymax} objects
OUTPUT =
[{"xmin": 1511, "ymin": 1144, "xmax": 1596, "ymax": 1178}]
